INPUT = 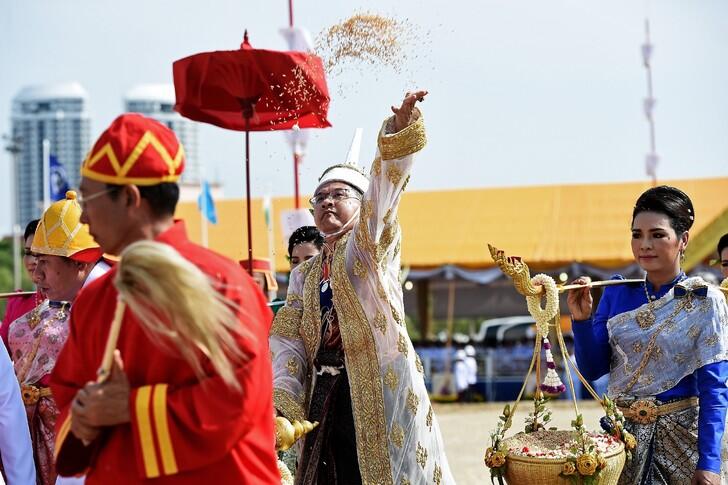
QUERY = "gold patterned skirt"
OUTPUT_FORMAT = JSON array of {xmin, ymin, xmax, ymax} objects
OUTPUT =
[{"xmin": 617, "ymin": 399, "xmax": 698, "ymax": 485}]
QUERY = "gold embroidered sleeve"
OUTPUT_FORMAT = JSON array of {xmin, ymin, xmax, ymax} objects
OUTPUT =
[
  {"xmin": 376, "ymin": 221, "xmax": 398, "ymax": 262},
  {"xmin": 377, "ymin": 110, "xmax": 426, "ymax": 161},
  {"xmin": 274, "ymin": 388, "xmax": 305, "ymax": 422},
  {"xmin": 371, "ymin": 156, "xmax": 382, "ymax": 177},
  {"xmin": 270, "ymin": 305, "xmax": 302, "ymax": 339},
  {"xmin": 390, "ymin": 423, "xmax": 405, "ymax": 448}
]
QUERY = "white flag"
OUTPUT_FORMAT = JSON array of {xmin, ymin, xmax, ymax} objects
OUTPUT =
[
  {"xmin": 645, "ymin": 152, "xmax": 659, "ymax": 179},
  {"xmin": 643, "ymin": 97, "xmax": 656, "ymax": 121},
  {"xmin": 641, "ymin": 43, "xmax": 653, "ymax": 67}
]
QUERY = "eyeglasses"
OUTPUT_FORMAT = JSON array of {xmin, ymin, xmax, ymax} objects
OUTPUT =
[
  {"xmin": 309, "ymin": 188, "xmax": 361, "ymax": 207},
  {"xmin": 77, "ymin": 187, "xmax": 118, "ymax": 208}
]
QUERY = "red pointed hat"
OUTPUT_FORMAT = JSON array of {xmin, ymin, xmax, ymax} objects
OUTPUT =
[
  {"xmin": 81, "ymin": 113, "xmax": 185, "ymax": 185},
  {"xmin": 239, "ymin": 258, "xmax": 278, "ymax": 291}
]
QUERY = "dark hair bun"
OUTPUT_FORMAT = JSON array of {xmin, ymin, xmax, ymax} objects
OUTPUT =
[
  {"xmin": 287, "ymin": 226, "xmax": 324, "ymax": 257},
  {"xmin": 632, "ymin": 185, "xmax": 694, "ymax": 234},
  {"xmin": 718, "ymin": 233, "xmax": 728, "ymax": 256},
  {"xmin": 23, "ymin": 219, "xmax": 40, "ymax": 241}
]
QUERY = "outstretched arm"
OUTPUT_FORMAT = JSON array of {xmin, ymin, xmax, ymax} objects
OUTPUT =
[{"xmin": 354, "ymin": 91, "xmax": 428, "ymax": 267}]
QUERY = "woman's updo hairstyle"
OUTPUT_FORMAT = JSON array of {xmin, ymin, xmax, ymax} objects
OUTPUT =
[
  {"xmin": 632, "ymin": 185, "xmax": 695, "ymax": 235},
  {"xmin": 287, "ymin": 225, "xmax": 324, "ymax": 257}
]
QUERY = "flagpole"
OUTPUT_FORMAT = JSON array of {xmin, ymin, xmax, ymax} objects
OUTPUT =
[
  {"xmin": 265, "ymin": 192, "xmax": 276, "ymax": 300},
  {"xmin": 287, "ymin": 0, "xmax": 301, "ymax": 209},
  {"xmin": 4, "ymin": 135, "xmax": 22, "ymax": 290},
  {"xmin": 42, "ymin": 139, "xmax": 51, "ymax": 210},
  {"xmin": 201, "ymin": 185, "xmax": 209, "ymax": 248},
  {"xmin": 642, "ymin": 18, "xmax": 658, "ymax": 186},
  {"xmin": 199, "ymin": 167, "xmax": 209, "ymax": 248},
  {"xmin": 12, "ymin": 223, "xmax": 21, "ymax": 289}
]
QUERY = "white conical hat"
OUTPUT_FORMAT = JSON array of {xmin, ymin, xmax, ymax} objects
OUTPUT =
[{"xmin": 315, "ymin": 128, "xmax": 370, "ymax": 195}]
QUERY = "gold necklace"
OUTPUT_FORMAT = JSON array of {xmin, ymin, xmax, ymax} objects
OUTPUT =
[
  {"xmin": 635, "ymin": 281, "xmax": 657, "ymax": 329},
  {"xmin": 24, "ymin": 292, "xmax": 44, "ymax": 328},
  {"xmin": 28, "ymin": 301, "xmax": 68, "ymax": 330},
  {"xmin": 28, "ymin": 303, "xmax": 44, "ymax": 329}
]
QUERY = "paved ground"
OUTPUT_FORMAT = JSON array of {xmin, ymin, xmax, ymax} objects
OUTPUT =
[{"xmin": 434, "ymin": 400, "xmax": 604, "ymax": 484}]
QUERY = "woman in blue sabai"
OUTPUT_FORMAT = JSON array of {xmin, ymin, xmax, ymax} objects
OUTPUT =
[{"xmin": 568, "ymin": 186, "xmax": 728, "ymax": 485}]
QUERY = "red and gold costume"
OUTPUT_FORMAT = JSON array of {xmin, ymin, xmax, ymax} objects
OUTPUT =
[
  {"xmin": 50, "ymin": 114, "xmax": 279, "ymax": 484},
  {"xmin": 7, "ymin": 190, "xmax": 103, "ymax": 485},
  {"xmin": 243, "ymin": 258, "xmax": 279, "ymax": 303}
]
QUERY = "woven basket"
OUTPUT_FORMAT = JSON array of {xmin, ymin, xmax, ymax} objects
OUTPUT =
[{"xmin": 502, "ymin": 431, "xmax": 625, "ymax": 485}]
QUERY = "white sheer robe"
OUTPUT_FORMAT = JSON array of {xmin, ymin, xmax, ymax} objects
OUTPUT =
[{"xmin": 270, "ymin": 110, "xmax": 454, "ymax": 485}]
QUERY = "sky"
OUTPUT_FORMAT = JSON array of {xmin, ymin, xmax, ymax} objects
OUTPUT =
[{"xmin": 1, "ymin": 0, "xmax": 727, "ymax": 236}]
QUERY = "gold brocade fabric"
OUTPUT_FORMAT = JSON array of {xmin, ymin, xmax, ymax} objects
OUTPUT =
[
  {"xmin": 269, "ymin": 111, "xmax": 455, "ymax": 485},
  {"xmin": 273, "ymin": 389, "xmax": 305, "ymax": 422},
  {"xmin": 271, "ymin": 306, "xmax": 303, "ymax": 339},
  {"xmin": 607, "ymin": 277, "xmax": 728, "ymax": 398},
  {"xmin": 377, "ymin": 110, "xmax": 426, "ymax": 161},
  {"xmin": 618, "ymin": 404, "xmax": 699, "ymax": 485}
]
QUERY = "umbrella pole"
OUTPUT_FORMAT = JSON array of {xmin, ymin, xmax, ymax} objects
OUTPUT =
[
  {"xmin": 293, "ymin": 152, "xmax": 301, "ymax": 209},
  {"xmin": 245, "ymin": 119, "xmax": 253, "ymax": 276}
]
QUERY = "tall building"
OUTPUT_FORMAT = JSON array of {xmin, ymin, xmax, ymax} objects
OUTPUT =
[
  {"xmin": 124, "ymin": 84, "xmax": 200, "ymax": 183},
  {"xmin": 11, "ymin": 82, "xmax": 91, "ymax": 226}
]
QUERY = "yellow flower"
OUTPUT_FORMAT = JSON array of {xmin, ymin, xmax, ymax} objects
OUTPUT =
[
  {"xmin": 561, "ymin": 461, "xmax": 576, "ymax": 476},
  {"xmin": 486, "ymin": 450, "xmax": 506, "ymax": 468},
  {"xmin": 484, "ymin": 448, "xmax": 493, "ymax": 467},
  {"xmin": 623, "ymin": 432, "xmax": 637, "ymax": 450},
  {"xmin": 576, "ymin": 454, "xmax": 598, "ymax": 476}
]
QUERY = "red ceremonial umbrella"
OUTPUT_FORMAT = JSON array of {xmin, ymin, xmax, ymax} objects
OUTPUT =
[{"xmin": 173, "ymin": 31, "xmax": 331, "ymax": 273}]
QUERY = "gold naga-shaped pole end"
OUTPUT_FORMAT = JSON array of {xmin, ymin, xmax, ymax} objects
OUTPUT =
[{"xmin": 488, "ymin": 244, "xmax": 543, "ymax": 297}]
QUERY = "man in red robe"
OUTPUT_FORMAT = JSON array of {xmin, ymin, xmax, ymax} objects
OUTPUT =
[{"xmin": 50, "ymin": 113, "xmax": 279, "ymax": 484}]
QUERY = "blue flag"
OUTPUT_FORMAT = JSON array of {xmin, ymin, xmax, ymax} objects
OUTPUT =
[
  {"xmin": 49, "ymin": 155, "xmax": 70, "ymax": 201},
  {"xmin": 197, "ymin": 180, "xmax": 217, "ymax": 224}
]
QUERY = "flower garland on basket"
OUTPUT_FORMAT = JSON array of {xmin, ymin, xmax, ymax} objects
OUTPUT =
[
  {"xmin": 484, "ymin": 404, "xmax": 512, "ymax": 485},
  {"xmin": 599, "ymin": 396, "xmax": 637, "ymax": 461},
  {"xmin": 559, "ymin": 414, "xmax": 607, "ymax": 484}
]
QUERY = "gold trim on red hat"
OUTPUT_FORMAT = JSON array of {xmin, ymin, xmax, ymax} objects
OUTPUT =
[{"xmin": 82, "ymin": 131, "xmax": 185, "ymax": 185}]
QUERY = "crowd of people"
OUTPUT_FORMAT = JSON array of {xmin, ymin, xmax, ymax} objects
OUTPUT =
[{"xmin": 0, "ymin": 90, "xmax": 725, "ymax": 485}]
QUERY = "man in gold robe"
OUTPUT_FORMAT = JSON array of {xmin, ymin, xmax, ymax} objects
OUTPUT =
[{"xmin": 270, "ymin": 91, "xmax": 455, "ymax": 485}]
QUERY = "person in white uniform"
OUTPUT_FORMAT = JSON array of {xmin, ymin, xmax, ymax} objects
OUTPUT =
[{"xmin": 0, "ymin": 343, "xmax": 36, "ymax": 484}]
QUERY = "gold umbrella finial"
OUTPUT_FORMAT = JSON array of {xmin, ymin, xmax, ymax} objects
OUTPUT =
[{"xmin": 275, "ymin": 416, "xmax": 319, "ymax": 451}]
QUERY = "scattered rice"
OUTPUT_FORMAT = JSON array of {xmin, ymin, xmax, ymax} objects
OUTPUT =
[
  {"xmin": 314, "ymin": 12, "xmax": 429, "ymax": 97},
  {"xmin": 503, "ymin": 430, "xmax": 621, "ymax": 460}
]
